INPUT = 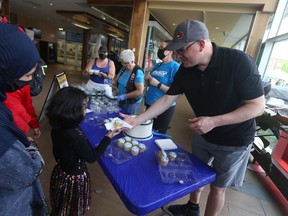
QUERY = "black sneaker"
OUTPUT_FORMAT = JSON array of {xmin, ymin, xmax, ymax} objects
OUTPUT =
[{"xmin": 167, "ymin": 201, "xmax": 200, "ymax": 216}]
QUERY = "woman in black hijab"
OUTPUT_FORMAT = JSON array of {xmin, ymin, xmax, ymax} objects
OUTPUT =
[{"xmin": 0, "ymin": 23, "xmax": 48, "ymax": 215}]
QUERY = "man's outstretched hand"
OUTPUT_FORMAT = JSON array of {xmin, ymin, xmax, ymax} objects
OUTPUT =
[{"xmin": 119, "ymin": 112, "xmax": 139, "ymax": 128}]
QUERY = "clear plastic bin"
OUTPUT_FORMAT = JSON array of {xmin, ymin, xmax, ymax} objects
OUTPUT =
[
  {"xmin": 105, "ymin": 140, "xmax": 147, "ymax": 164},
  {"xmin": 156, "ymin": 151, "xmax": 200, "ymax": 184}
]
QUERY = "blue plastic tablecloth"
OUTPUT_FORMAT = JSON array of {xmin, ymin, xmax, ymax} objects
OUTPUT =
[{"xmin": 80, "ymin": 112, "xmax": 216, "ymax": 215}]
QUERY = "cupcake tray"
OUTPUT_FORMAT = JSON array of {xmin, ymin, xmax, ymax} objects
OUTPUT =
[
  {"xmin": 105, "ymin": 140, "xmax": 146, "ymax": 164},
  {"xmin": 156, "ymin": 151, "xmax": 200, "ymax": 184},
  {"xmin": 105, "ymin": 141, "xmax": 133, "ymax": 164}
]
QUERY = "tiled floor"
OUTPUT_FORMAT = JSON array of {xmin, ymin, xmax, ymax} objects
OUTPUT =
[{"xmin": 32, "ymin": 64, "xmax": 287, "ymax": 216}]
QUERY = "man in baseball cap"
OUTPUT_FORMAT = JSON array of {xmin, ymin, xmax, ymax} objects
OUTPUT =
[
  {"xmin": 120, "ymin": 19, "xmax": 264, "ymax": 216},
  {"xmin": 166, "ymin": 19, "xmax": 209, "ymax": 51}
]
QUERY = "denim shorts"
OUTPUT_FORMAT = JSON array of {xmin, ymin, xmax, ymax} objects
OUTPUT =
[{"xmin": 191, "ymin": 135, "xmax": 252, "ymax": 188}]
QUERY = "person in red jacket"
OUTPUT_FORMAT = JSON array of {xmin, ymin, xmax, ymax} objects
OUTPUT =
[
  {"xmin": 4, "ymin": 65, "xmax": 41, "ymax": 140},
  {"xmin": 0, "ymin": 0, "xmax": 8, "ymax": 23}
]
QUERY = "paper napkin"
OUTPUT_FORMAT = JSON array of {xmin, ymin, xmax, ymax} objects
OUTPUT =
[
  {"xmin": 155, "ymin": 139, "xmax": 178, "ymax": 150},
  {"xmin": 105, "ymin": 117, "xmax": 133, "ymax": 131}
]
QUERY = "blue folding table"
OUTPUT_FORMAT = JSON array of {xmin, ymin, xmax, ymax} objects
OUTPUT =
[{"xmin": 80, "ymin": 112, "xmax": 216, "ymax": 215}]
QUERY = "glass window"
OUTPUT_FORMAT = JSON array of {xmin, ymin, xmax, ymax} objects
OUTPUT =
[
  {"xmin": 278, "ymin": 3, "xmax": 288, "ymax": 35},
  {"xmin": 263, "ymin": 40, "xmax": 288, "ymax": 90},
  {"xmin": 262, "ymin": 14, "xmax": 274, "ymax": 42}
]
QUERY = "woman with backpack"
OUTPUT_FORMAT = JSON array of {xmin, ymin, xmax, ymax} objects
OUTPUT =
[{"xmin": 114, "ymin": 49, "xmax": 144, "ymax": 115}]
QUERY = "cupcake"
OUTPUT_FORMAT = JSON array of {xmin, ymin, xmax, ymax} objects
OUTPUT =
[
  {"xmin": 138, "ymin": 143, "xmax": 146, "ymax": 152},
  {"xmin": 131, "ymin": 140, "xmax": 139, "ymax": 146},
  {"xmin": 157, "ymin": 150, "xmax": 167, "ymax": 159},
  {"xmin": 131, "ymin": 146, "xmax": 140, "ymax": 156},
  {"xmin": 124, "ymin": 142, "xmax": 132, "ymax": 151},
  {"xmin": 159, "ymin": 156, "xmax": 169, "ymax": 166},
  {"xmin": 124, "ymin": 136, "xmax": 132, "ymax": 142},
  {"xmin": 168, "ymin": 152, "xmax": 177, "ymax": 161},
  {"xmin": 114, "ymin": 119, "xmax": 123, "ymax": 128},
  {"xmin": 117, "ymin": 138, "xmax": 125, "ymax": 148}
]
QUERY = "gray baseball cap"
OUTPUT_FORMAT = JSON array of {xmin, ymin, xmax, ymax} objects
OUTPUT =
[{"xmin": 166, "ymin": 20, "xmax": 209, "ymax": 51}]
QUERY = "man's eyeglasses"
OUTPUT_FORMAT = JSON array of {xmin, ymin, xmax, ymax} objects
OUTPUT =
[{"xmin": 176, "ymin": 41, "xmax": 198, "ymax": 55}]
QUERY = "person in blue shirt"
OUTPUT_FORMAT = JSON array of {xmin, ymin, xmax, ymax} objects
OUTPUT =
[
  {"xmin": 115, "ymin": 49, "xmax": 144, "ymax": 115},
  {"xmin": 145, "ymin": 40, "xmax": 180, "ymax": 134}
]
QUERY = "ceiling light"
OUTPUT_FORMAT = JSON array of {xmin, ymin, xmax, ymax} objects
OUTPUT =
[
  {"xmin": 109, "ymin": 33, "xmax": 118, "ymax": 38},
  {"xmin": 58, "ymin": 27, "xmax": 64, "ymax": 31},
  {"xmin": 72, "ymin": 22, "xmax": 91, "ymax": 30},
  {"xmin": 91, "ymin": 6, "xmax": 129, "ymax": 29},
  {"xmin": 101, "ymin": 15, "xmax": 106, "ymax": 20},
  {"xmin": 108, "ymin": 33, "xmax": 124, "ymax": 41}
]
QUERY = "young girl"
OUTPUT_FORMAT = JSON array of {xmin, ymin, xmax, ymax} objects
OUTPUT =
[{"xmin": 46, "ymin": 86, "xmax": 121, "ymax": 216}]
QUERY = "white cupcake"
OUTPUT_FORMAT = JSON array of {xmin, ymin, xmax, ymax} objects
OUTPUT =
[
  {"xmin": 138, "ymin": 143, "xmax": 146, "ymax": 152},
  {"xmin": 157, "ymin": 150, "xmax": 167, "ymax": 159},
  {"xmin": 114, "ymin": 119, "xmax": 123, "ymax": 128},
  {"xmin": 168, "ymin": 152, "xmax": 177, "ymax": 161},
  {"xmin": 131, "ymin": 140, "xmax": 139, "ymax": 146},
  {"xmin": 131, "ymin": 146, "xmax": 140, "ymax": 156},
  {"xmin": 124, "ymin": 142, "xmax": 132, "ymax": 151},
  {"xmin": 124, "ymin": 136, "xmax": 132, "ymax": 142},
  {"xmin": 160, "ymin": 156, "xmax": 169, "ymax": 166},
  {"xmin": 117, "ymin": 138, "xmax": 125, "ymax": 148}
]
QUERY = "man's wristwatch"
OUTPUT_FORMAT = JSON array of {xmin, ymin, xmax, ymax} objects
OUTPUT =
[{"xmin": 157, "ymin": 82, "xmax": 162, "ymax": 88}]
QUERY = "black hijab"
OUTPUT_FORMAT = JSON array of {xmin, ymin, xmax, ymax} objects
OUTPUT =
[{"xmin": 0, "ymin": 23, "xmax": 40, "ymax": 157}]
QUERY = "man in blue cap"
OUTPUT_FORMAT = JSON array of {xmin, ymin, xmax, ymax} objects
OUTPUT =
[{"xmin": 120, "ymin": 19, "xmax": 265, "ymax": 216}]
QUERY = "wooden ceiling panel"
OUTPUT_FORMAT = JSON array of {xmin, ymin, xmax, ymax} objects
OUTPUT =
[
  {"xmin": 93, "ymin": 6, "xmax": 132, "ymax": 26},
  {"xmin": 9, "ymin": 0, "xmax": 277, "ymax": 47},
  {"xmin": 87, "ymin": 0, "xmax": 133, "ymax": 7}
]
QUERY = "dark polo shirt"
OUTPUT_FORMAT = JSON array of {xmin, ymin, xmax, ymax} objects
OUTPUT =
[{"xmin": 167, "ymin": 43, "xmax": 264, "ymax": 146}]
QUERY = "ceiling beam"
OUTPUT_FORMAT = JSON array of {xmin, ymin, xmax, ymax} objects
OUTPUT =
[
  {"xmin": 56, "ymin": 10, "xmax": 129, "ymax": 33},
  {"xmin": 87, "ymin": 0, "xmax": 133, "ymax": 7},
  {"xmin": 148, "ymin": 0, "xmax": 269, "ymax": 4},
  {"xmin": 149, "ymin": 3, "xmax": 262, "ymax": 14},
  {"xmin": 148, "ymin": 0, "xmax": 278, "ymax": 13}
]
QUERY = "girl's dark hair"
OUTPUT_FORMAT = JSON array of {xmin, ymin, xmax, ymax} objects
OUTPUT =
[{"xmin": 46, "ymin": 86, "xmax": 88, "ymax": 128}]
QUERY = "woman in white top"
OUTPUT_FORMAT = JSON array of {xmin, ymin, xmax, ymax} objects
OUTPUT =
[{"xmin": 83, "ymin": 45, "xmax": 115, "ymax": 97}]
